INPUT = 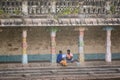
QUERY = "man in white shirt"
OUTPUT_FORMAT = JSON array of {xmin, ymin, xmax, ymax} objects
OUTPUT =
[{"xmin": 66, "ymin": 49, "xmax": 73, "ymax": 62}]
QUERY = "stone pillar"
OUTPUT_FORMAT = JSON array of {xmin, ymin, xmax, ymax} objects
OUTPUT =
[
  {"xmin": 78, "ymin": 27, "xmax": 85, "ymax": 63},
  {"xmin": 51, "ymin": 29, "xmax": 57, "ymax": 63},
  {"xmin": 51, "ymin": 1, "xmax": 56, "ymax": 13},
  {"xmin": 22, "ymin": 0, "xmax": 28, "ymax": 15},
  {"xmin": 105, "ymin": 27, "xmax": 113, "ymax": 62},
  {"xmin": 22, "ymin": 30, "xmax": 28, "ymax": 64}
]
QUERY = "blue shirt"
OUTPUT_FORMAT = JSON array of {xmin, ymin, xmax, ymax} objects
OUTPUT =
[{"xmin": 57, "ymin": 53, "xmax": 62, "ymax": 63}]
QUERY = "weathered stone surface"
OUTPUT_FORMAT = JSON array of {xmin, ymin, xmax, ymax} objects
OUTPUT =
[{"xmin": 0, "ymin": 27, "xmax": 120, "ymax": 55}]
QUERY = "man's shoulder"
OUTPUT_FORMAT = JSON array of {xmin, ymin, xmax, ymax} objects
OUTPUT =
[
  {"xmin": 70, "ymin": 53, "xmax": 73, "ymax": 56},
  {"xmin": 58, "ymin": 53, "xmax": 62, "ymax": 56}
]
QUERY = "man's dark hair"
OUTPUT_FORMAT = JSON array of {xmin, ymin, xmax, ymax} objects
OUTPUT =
[
  {"xmin": 67, "ymin": 49, "xmax": 70, "ymax": 53},
  {"xmin": 59, "ymin": 50, "xmax": 62, "ymax": 53}
]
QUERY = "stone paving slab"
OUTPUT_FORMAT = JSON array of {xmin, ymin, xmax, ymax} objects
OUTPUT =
[{"xmin": 0, "ymin": 61, "xmax": 120, "ymax": 69}]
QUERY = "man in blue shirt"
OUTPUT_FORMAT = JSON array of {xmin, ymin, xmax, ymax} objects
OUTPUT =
[
  {"xmin": 57, "ymin": 50, "xmax": 67, "ymax": 66},
  {"xmin": 57, "ymin": 50, "xmax": 63, "ymax": 63}
]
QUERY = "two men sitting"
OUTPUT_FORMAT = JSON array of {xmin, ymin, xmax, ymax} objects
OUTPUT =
[{"xmin": 57, "ymin": 49, "xmax": 73, "ymax": 66}]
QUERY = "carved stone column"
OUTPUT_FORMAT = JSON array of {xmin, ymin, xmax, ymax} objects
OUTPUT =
[
  {"xmin": 50, "ymin": 27, "xmax": 57, "ymax": 63},
  {"xmin": 22, "ymin": 29, "xmax": 28, "ymax": 64},
  {"xmin": 78, "ymin": 27, "xmax": 85, "ymax": 63},
  {"xmin": 105, "ymin": 27, "xmax": 113, "ymax": 62}
]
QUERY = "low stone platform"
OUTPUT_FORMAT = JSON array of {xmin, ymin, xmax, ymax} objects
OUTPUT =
[{"xmin": 0, "ymin": 61, "xmax": 120, "ymax": 69}]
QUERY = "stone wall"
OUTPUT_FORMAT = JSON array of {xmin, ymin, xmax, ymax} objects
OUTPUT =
[
  {"xmin": 0, "ymin": 27, "xmax": 120, "ymax": 55},
  {"xmin": 0, "ymin": 28, "xmax": 22, "ymax": 55}
]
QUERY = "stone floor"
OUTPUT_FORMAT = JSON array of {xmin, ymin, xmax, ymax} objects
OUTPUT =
[{"xmin": 0, "ymin": 61, "xmax": 120, "ymax": 69}]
